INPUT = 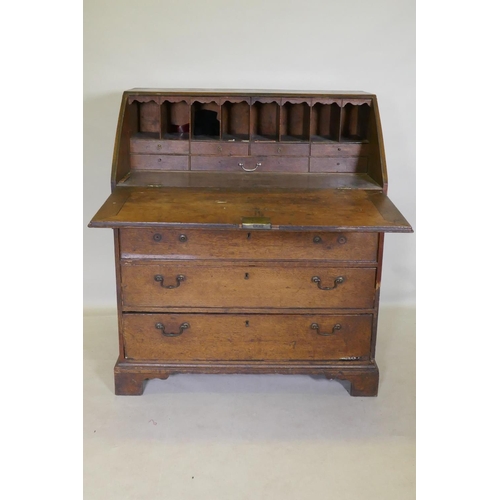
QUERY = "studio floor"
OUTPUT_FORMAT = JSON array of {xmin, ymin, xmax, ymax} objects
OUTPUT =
[{"xmin": 84, "ymin": 306, "xmax": 415, "ymax": 500}]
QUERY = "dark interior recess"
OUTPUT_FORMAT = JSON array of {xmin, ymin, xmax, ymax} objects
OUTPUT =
[{"xmin": 192, "ymin": 102, "xmax": 220, "ymax": 140}]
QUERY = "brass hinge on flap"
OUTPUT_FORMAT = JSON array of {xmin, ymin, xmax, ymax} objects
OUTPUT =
[{"xmin": 241, "ymin": 216, "xmax": 272, "ymax": 230}]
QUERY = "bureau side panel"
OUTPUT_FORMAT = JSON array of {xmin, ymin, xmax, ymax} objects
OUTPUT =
[
  {"xmin": 114, "ymin": 229, "xmax": 125, "ymax": 361},
  {"xmin": 370, "ymin": 233, "xmax": 384, "ymax": 359}
]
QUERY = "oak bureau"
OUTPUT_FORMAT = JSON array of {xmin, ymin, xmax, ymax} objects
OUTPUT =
[{"xmin": 89, "ymin": 89, "xmax": 412, "ymax": 396}]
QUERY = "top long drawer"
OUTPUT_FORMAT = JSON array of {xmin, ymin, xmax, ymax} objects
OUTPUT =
[{"xmin": 120, "ymin": 229, "xmax": 379, "ymax": 262}]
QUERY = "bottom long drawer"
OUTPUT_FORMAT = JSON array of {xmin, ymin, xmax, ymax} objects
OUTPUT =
[{"xmin": 123, "ymin": 313, "xmax": 373, "ymax": 362}]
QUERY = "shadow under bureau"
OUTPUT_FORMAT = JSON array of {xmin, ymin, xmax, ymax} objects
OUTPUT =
[{"xmin": 89, "ymin": 89, "xmax": 412, "ymax": 396}]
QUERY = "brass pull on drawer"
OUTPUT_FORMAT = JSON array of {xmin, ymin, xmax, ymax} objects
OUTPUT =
[
  {"xmin": 155, "ymin": 322, "xmax": 189, "ymax": 337},
  {"xmin": 311, "ymin": 276, "xmax": 345, "ymax": 290},
  {"xmin": 239, "ymin": 161, "xmax": 260, "ymax": 172},
  {"xmin": 311, "ymin": 323, "xmax": 342, "ymax": 336},
  {"xmin": 154, "ymin": 274, "xmax": 185, "ymax": 289}
]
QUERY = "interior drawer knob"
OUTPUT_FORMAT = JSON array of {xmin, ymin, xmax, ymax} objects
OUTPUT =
[
  {"xmin": 154, "ymin": 274, "xmax": 185, "ymax": 289},
  {"xmin": 313, "ymin": 235, "xmax": 322, "ymax": 244},
  {"xmin": 178, "ymin": 234, "xmax": 188, "ymax": 243},
  {"xmin": 311, "ymin": 323, "xmax": 342, "ymax": 336},
  {"xmin": 311, "ymin": 275, "xmax": 345, "ymax": 290},
  {"xmin": 155, "ymin": 322, "xmax": 189, "ymax": 337}
]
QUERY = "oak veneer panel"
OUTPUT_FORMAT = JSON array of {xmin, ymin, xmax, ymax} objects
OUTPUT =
[
  {"xmin": 89, "ymin": 187, "xmax": 412, "ymax": 232},
  {"xmin": 123, "ymin": 313, "xmax": 373, "ymax": 362},
  {"xmin": 120, "ymin": 229, "xmax": 379, "ymax": 262},
  {"xmin": 120, "ymin": 262, "xmax": 376, "ymax": 309}
]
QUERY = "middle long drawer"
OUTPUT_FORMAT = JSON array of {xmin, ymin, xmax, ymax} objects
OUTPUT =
[{"xmin": 121, "ymin": 261, "xmax": 376, "ymax": 309}]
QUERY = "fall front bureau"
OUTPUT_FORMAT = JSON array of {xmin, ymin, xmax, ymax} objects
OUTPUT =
[{"xmin": 89, "ymin": 89, "xmax": 412, "ymax": 396}]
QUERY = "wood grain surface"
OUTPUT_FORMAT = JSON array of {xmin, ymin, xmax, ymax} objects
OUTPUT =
[
  {"xmin": 120, "ymin": 262, "xmax": 376, "ymax": 309},
  {"xmin": 122, "ymin": 313, "xmax": 373, "ymax": 362},
  {"xmin": 89, "ymin": 186, "xmax": 412, "ymax": 232},
  {"xmin": 120, "ymin": 228, "xmax": 379, "ymax": 262}
]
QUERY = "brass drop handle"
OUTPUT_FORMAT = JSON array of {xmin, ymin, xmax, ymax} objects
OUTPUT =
[
  {"xmin": 311, "ymin": 323, "xmax": 342, "ymax": 336},
  {"xmin": 154, "ymin": 274, "xmax": 185, "ymax": 289},
  {"xmin": 239, "ymin": 162, "xmax": 260, "ymax": 172},
  {"xmin": 156, "ymin": 322, "xmax": 189, "ymax": 337},
  {"xmin": 311, "ymin": 276, "xmax": 344, "ymax": 290}
]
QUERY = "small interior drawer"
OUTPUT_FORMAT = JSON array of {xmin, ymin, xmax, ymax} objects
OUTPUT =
[
  {"xmin": 311, "ymin": 143, "xmax": 370, "ymax": 157},
  {"xmin": 310, "ymin": 157, "xmax": 368, "ymax": 173},
  {"xmin": 251, "ymin": 143, "xmax": 309, "ymax": 156},
  {"xmin": 130, "ymin": 155, "xmax": 189, "ymax": 171},
  {"xmin": 130, "ymin": 138, "xmax": 189, "ymax": 155},
  {"xmin": 191, "ymin": 141, "xmax": 249, "ymax": 156},
  {"xmin": 123, "ymin": 313, "xmax": 373, "ymax": 362}
]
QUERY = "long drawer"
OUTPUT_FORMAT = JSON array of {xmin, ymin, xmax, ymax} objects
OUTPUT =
[
  {"xmin": 122, "ymin": 313, "xmax": 373, "ymax": 361},
  {"xmin": 120, "ymin": 229, "xmax": 379, "ymax": 262},
  {"xmin": 121, "ymin": 262, "xmax": 376, "ymax": 309}
]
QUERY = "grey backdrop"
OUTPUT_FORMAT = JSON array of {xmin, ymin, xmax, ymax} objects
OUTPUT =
[{"xmin": 83, "ymin": 0, "xmax": 415, "ymax": 309}]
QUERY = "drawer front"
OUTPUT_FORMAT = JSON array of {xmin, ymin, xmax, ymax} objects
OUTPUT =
[
  {"xmin": 311, "ymin": 143, "xmax": 370, "ymax": 157},
  {"xmin": 251, "ymin": 143, "xmax": 309, "ymax": 156},
  {"xmin": 123, "ymin": 313, "xmax": 373, "ymax": 362},
  {"xmin": 310, "ymin": 157, "xmax": 368, "ymax": 173},
  {"xmin": 191, "ymin": 141, "xmax": 249, "ymax": 156},
  {"xmin": 121, "ymin": 263, "xmax": 376, "ymax": 309},
  {"xmin": 130, "ymin": 138, "xmax": 189, "ymax": 155},
  {"xmin": 190, "ymin": 156, "xmax": 308, "ymax": 172},
  {"xmin": 120, "ymin": 229, "xmax": 378, "ymax": 262},
  {"xmin": 130, "ymin": 154, "xmax": 189, "ymax": 171}
]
